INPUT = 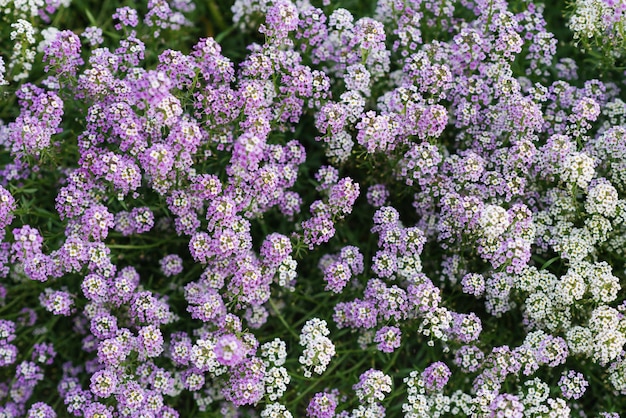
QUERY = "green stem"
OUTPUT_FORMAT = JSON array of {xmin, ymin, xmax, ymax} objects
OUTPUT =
[
  {"xmin": 292, "ymin": 351, "xmax": 369, "ymax": 405},
  {"xmin": 268, "ymin": 297, "xmax": 299, "ymax": 340},
  {"xmin": 107, "ymin": 241, "xmax": 172, "ymax": 249}
]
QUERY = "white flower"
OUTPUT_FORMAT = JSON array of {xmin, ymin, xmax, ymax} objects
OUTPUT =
[
  {"xmin": 560, "ymin": 152, "xmax": 595, "ymax": 190},
  {"xmin": 478, "ymin": 205, "xmax": 510, "ymax": 241},
  {"xmin": 586, "ymin": 180, "xmax": 619, "ymax": 217}
]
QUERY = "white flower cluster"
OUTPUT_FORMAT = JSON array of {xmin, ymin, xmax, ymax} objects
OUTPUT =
[
  {"xmin": 261, "ymin": 338, "xmax": 291, "ymax": 404},
  {"xmin": 418, "ymin": 307, "xmax": 452, "ymax": 346},
  {"xmin": 298, "ymin": 318, "xmax": 335, "ymax": 378},
  {"xmin": 608, "ymin": 358, "xmax": 626, "ymax": 394},
  {"xmin": 325, "ymin": 130, "xmax": 354, "ymax": 164},
  {"xmin": 354, "ymin": 369, "xmax": 392, "ymax": 404},
  {"xmin": 260, "ymin": 402, "xmax": 293, "ymax": 418},
  {"xmin": 600, "ymin": 99, "xmax": 626, "ymax": 131},
  {"xmin": 231, "ymin": 0, "xmax": 270, "ymax": 30},
  {"xmin": 2, "ymin": 0, "xmax": 71, "ymax": 83},
  {"xmin": 9, "ymin": 19, "xmax": 37, "ymax": 82},
  {"xmin": 0, "ymin": 57, "xmax": 8, "ymax": 86},
  {"xmin": 2, "ymin": 0, "xmax": 41, "ymax": 17},
  {"xmin": 588, "ymin": 306, "xmax": 626, "ymax": 365},
  {"xmin": 402, "ymin": 371, "xmax": 453, "ymax": 418},
  {"xmin": 560, "ymin": 152, "xmax": 595, "ymax": 190},
  {"xmin": 585, "ymin": 180, "xmax": 619, "ymax": 217},
  {"xmin": 524, "ymin": 398, "xmax": 571, "ymax": 417},
  {"xmin": 276, "ymin": 256, "xmax": 297, "ymax": 291},
  {"xmin": 478, "ymin": 204, "xmax": 510, "ymax": 241},
  {"xmin": 346, "ymin": 402, "xmax": 386, "ymax": 418},
  {"xmin": 260, "ymin": 338, "xmax": 287, "ymax": 367},
  {"xmin": 568, "ymin": 0, "xmax": 619, "ymax": 45},
  {"xmin": 190, "ymin": 338, "xmax": 224, "ymax": 376},
  {"xmin": 37, "ymin": 27, "xmax": 60, "ymax": 53},
  {"xmin": 264, "ymin": 366, "xmax": 291, "ymax": 401}
]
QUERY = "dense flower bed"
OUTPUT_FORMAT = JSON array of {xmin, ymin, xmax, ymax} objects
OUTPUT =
[{"xmin": 2, "ymin": 0, "xmax": 626, "ymax": 416}]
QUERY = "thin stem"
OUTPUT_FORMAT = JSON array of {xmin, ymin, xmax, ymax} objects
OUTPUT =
[{"xmin": 268, "ymin": 297, "xmax": 299, "ymax": 340}]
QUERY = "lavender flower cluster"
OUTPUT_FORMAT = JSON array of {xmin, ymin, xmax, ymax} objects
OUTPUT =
[{"xmin": 2, "ymin": 0, "xmax": 626, "ymax": 416}]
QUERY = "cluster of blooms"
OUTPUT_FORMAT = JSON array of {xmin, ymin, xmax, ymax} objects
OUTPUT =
[
  {"xmin": 318, "ymin": 244, "xmax": 363, "ymax": 293},
  {"xmin": 298, "ymin": 318, "xmax": 335, "ymax": 378},
  {"xmin": 353, "ymin": 369, "xmax": 392, "ymax": 409},
  {"xmin": 1, "ymin": 0, "xmax": 72, "ymax": 82},
  {"xmin": 3, "ymin": 0, "xmax": 626, "ymax": 415},
  {"xmin": 568, "ymin": 0, "xmax": 626, "ymax": 62}
]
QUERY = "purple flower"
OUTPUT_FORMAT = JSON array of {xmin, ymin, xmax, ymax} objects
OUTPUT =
[
  {"xmin": 559, "ymin": 370, "xmax": 588, "ymax": 400},
  {"xmin": 16, "ymin": 360, "xmax": 43, "ymax": 382},
  {"xmin": 138, "ymin": 325, "xmax": 164, "ymax": 358},
  {"xmin": 454, "ymin": 345, "xmax": 484, "ymax": 373},
  {"xmin": 27, "ymin": 402, "xmax": 56, "ymax": 418},
  {"xmin": 307, "ymin": 392, "xmax": 338, "ymax": 418},
  {"xmin": 260, "ymin": 233, "xmax": 292, "ymax": 268},
  {"xmin": 461, "ymin": 273, "xmax": 486, "ymax": 297},
  {"xmin": 39, "ymin": 288, "xmax": 74, "ymax": 316},
  {"xmin": 0, "ymin": 319, "xmax": 15, "ymax": 342},
  {"xmin": 334, "ymin": 299, "xmax": 378, "ymax": 329},
  {"xmin": 97, "ymin": 335, "xmax": 131, "ymax": 368},
  {"xmin": 82, "ymin": 402, "xmax": 113, "ymax": 417},
  {"xmin": 11, "ymin": 225, "xmax": 43, "ymax": 261},
  {"xmin": 112, "ymin": 6, "xmax": 139, "ymax": 30},
  {"xmin": 189, "ymin": 232, "xmax": 211, "ymax": 264},
  {"xmin": 323, "ymin": 260, "xmax": 351, "ymax": 293},
  {"xmin": 0, "ymin": 186, "xmax": 16, "ymax": 230},
  {"xmin": 160, "ymin": 254, "xmax": 183, "ymax": 277},
  {"xmin": 0, "ymin": 342, "xmax": 17, "ymax": 367},
  {"xmin": 130, "ymin": 207, "xmax": 155, "ymax": 234},
  {"xmin": 222, "ymin": 357, "xmax": 266, "ymax": 406},
  {"xmin": 489, "ymin": 393, "xmax": 524, "ymax": 418},
  {"xmin": 81, "ymin": 204, "xmax": 114, "ymax": 241},
  {"xmin": 366, "ymin": 184, "xmax": 389, "ymax": 208},
  {"xmin": 116, "ymin": 381, "xmax": 145, "ymax": 413},
  {"xmin": 64, "ymin": 387, "xmax": 92, "ymax": 416},
  {"xmin": 169, "ymin": 333, "xmax": 192, "ymax": 366},
  {"xmin": 214, "ymin": 334, "xmax": 246, "ymax": 366},
  {"xmin": 90, "ymin": 312, "xmax": 118, "ymax": 340},
  {"xmin": 90, "ymin": 369, "xmax": 118, "ymax": 398},
  {"xmin": 31, "ymin": 342, "xmax": 56, "ymax": 365},
  {"xmin": 374, "ymin": 326, "xmax": 402, "ymax": 353},
  {"xmin": 340, "ymin": 245, "xmax": 364, "ymax": 275},
  {"xmin": 43, "ymin": 30, "xmax": 83, "ymax": 77},
  {"xmin": 422, "ymin": 362, "xmax": 451, "ymax": 393},
  {"xmin": 301, "ymin": 213, "xmax": 335, "ymax": 250},
  {"xmin": 353, "ymin": 369, "xmax": 392, "ymax": 404}
]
